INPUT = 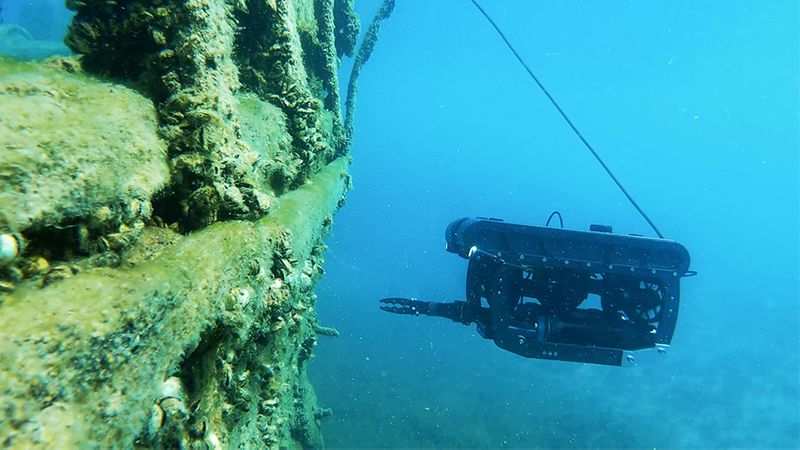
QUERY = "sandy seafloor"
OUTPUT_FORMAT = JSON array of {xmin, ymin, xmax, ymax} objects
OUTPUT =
[{"xmin": 310, "ymin": 0, "xmax": 799, "ymax": 448}]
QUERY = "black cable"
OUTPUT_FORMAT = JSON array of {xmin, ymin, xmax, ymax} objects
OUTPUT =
[
  {"xmin": 545, "ymin": 211, "xmax": 563, "ymax": 228},
  {"xmin": 469, "ymin": 0, "xmax": 665, "ymax": 239}
]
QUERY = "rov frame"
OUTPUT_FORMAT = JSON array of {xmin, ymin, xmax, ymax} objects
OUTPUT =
[{"xmin": 445, "ymin": 217, "xmax": 692, "ymax": 366}]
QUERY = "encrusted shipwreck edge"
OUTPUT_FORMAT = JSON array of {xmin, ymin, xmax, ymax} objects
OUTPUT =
[
  {"xmin": 0, "ymin": 158, "xmax": 350, "ymax": 448},
  {"xmin": 0, "ymin": 0, "xmax": 398, "ymax": 446}
]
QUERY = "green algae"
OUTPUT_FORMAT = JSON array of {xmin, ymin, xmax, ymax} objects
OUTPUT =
[
  {"xmin": 236, "ymin": 93, "xmax": 300, "ymax": 195},
  {"xmin": 233, "ymin": 0, "xmax": 341, "ymax": 184},
  {"xmin": 0, "ymin": 0, "xmax": 393, "ymax": 447},
  {"xmin": 333, "ymin": 0, "xmax": 360, "ymax": 58},
  {"xmin": 0, "ymin": 57, "xmax": 168, "ymax": 259},
  {"xmin": 63, "ymin": 0, "xmax": 348, "ymax": 229},
  {"xmin": 0, "ymin": 158, "xmax": 350, "ymax": 448}
]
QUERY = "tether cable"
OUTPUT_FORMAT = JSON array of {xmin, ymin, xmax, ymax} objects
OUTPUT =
[
  {"xmin": 545, "ymin": 211, "xmax": 564, "ymax": 228},
  {"xmin": 470, "ymin": 0, "xmax": 665, "ymax": 239}
]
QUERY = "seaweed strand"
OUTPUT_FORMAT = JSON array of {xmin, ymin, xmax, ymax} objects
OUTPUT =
[{"xmin": 343, "ymin": 0, "xmax": 395, "ymax": 145}]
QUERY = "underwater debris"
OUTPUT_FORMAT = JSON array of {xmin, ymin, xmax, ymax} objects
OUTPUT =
[
  {"xmin": 314, "ymin": 406, "xmax": 333, "ymax": 420},
  {"xmin": 0, "ymin": 0, "xmax": 393, "ymax": 446},
  {"xmin": 313, "ymin": 323, "xmax": 341, "ymax": 337},
  {"xmin": 333, "ymin": 0, "xmax": 360, "ymax": 57}
]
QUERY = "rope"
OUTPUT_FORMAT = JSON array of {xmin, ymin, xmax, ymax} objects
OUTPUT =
[
  {"xmin": 469, "ymin": 0, "xmax": 665, "ymax": 239},
  {"xmin": 344, "ymin": 0, "xmax": 396, "ymax": 144}
]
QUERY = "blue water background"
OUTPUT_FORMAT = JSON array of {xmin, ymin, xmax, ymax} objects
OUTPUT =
[
  {"xmin": 4, "ymin": 0, "xmax": 797, "ymax": 447},
  {"xmin": 313, "ymin": 0, "xmax": 799, "ymax": 448},
  {"xmin": 0, "ymin": 0, "xmax": 70, "ymax": 40}
]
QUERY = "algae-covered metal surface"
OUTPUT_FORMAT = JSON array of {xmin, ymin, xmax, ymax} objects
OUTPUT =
[{"xmin": 0, "ymin": 0, "xmax": 388, "ymax": 447}]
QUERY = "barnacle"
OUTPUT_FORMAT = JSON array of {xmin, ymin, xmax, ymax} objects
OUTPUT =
[{"xmin": 227, "ymin": 287, "xmax": 251, "ymax": 310}]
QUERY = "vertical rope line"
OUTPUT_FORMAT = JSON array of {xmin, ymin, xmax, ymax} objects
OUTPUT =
[
  {"xmin": 344, "ymin": 0, "xmax": 396, "ymax": 145},
  {"xmin": 470, "ymin": 0, "xmax": 664, "ymax": 239}
]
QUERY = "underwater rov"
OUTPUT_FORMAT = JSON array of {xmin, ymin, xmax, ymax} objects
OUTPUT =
[
  {"xmin": 380, "ymin": 217, "xmax": 692, "ymax": 366},
  {"xmin": 378, "ymin": 1, "xmax": 695, "ymax": 366}
]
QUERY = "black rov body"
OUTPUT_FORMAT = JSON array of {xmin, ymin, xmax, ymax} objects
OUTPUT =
[{"xmin": 380, "ymin": 217, "xmax": 692, "ymax": 366}]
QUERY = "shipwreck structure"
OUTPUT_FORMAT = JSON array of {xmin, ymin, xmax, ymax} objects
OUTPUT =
[{"xmin": 0, "ymin": 0, "xmax": 393, "ymax": 447}]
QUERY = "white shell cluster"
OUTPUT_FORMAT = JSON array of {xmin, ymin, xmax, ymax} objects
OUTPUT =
[
  {"xmin": 148, "ymin": 376, "xmax": 224, "ymax": 448},
  {"xmin": 148, "ymin": 376, "xmax": 189, "ymax": 439},
  {"xmin": 0, "ymin": 234, "xmax": 19, "ymax": 265},
  {"xmin": 205, "ymin": 431, "xmax": 222, "ymax": 450},
  {"xmin": 160, "ymin": 376, "xmax": 186, "ymax": 401}
]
